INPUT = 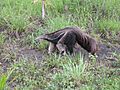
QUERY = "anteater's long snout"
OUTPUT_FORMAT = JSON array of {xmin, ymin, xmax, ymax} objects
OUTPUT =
[{"xmin": 35, "ymin": 36, "xmax": 44, "ymax": 45}]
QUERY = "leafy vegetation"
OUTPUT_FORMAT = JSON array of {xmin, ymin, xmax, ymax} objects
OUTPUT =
[
  {"xmin": 0, "ymin": 0, "xmax": 120, "ymax": 90},
  {"xmin": 0, "ymin": 33, "xmax": 5, "ymax": 45}
]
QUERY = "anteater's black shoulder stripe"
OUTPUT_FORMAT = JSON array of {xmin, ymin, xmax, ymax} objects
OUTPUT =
[{"xmin": 45, "ymin": 32, "xmax": 65, "ymax": 43}]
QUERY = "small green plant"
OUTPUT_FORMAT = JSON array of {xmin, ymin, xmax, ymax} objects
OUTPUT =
[
  {"xmin": 47, "ymin": 54, "xmax": 86, "ymax": 89},
  {"xmin": 0, "ymin": 67, "xmax": 16, "ymax": 90},
  {"xmin": 0, "ymin": 33, "xmax": 5, "ymax": 45},
  {"xmin": 62, "ymin": 54, "xmax": 85, "ymax": 80},
  {"xmin": 0, "ymin": 74, "xmax": 7, "ymax": 90}
]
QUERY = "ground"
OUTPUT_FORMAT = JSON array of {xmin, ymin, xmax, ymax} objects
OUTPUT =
[
  {"xmin": 0, "ymin": 14, "xmax": 120, "ymax": 90},
  {"xmin": 0, "ymin": 21, "xmax": 120, "ymax": 89}
]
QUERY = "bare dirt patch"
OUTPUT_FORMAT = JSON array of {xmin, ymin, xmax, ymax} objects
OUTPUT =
[{"xmin": 18, "ymin": 48, "xmax": 44, "ymax": 60}]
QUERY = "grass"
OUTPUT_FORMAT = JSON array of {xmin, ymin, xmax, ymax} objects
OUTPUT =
[
  {"xmin": 3, "ymin": 53, "xmax": 119, "ymax": 90},
  {"xmin": 0, "ymin": 0, "xmax": 120, "ymax": 89},
  {"xmin": 0, "ymin": 75, "xmax": 7, "ymax": 90},
  {"xmin": 0, "ymin": 0, "xmax": 42, "ymax": 35},
  {"xmin": 0, "ymin": 33, "xmax": 5, "ymax": 45},
  {"xmin": 96, "ymin": 19, "xmax": 120, "ymax": 34},
  {"xmin": 46, "ymin": 15, "xmax": 74, "ymax": 32},
  {"xmin": 0, "ymin": 67, "xmax": 16, "ymax": 90}
]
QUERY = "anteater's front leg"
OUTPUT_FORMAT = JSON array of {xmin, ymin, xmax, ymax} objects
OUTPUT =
[
  {"xmin": 48, "ymin": 42, "xmax": 56, "ymax": 54},
  {"xmin": 56, "ymin": 43, "xmax": 66, "ymax": 55},
  {"xmin": 57, "ymin": 32, "xmax": 76, "ymax": 55}
]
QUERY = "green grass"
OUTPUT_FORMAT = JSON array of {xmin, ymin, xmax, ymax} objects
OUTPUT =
[
  {"xmin": 47, "ymin": 54, "xmax": 86, "ymax": 89},
  {"xmin": 46, "ymin": 15, "xmax": 74, "ymax": 32},
  {"xmin": 0, "ymin": 67, "xmax": 16, "ymax": 90},
  {"xmin": 4, "ymin": 53, "xmax": 119, "ymax": 90},
  {"xmin": 0, "ymin": 0, "xmax": 42, "ymax": 34},
  {"xmin": 96, "ymin": 19, "xmax": 120, "ymax": 34},
  {"xmin": 0, "ymin": 33, "xmax": 5, "ymax": 45},
  {"xmin": 1, "ymin": 0, "xmax": 120, "ymax": 34},
  {"xmin": 0, "ymin": 0, "xmax": 120, "ymax": 89},
  {"xmin": 0, "ymin": 75, "xmax": 7, "ymax": 90}
]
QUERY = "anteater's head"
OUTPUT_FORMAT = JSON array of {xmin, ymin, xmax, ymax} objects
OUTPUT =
[{"xmin": 90, "ymin": 40, "xmax": 100, "ymax": 55}]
